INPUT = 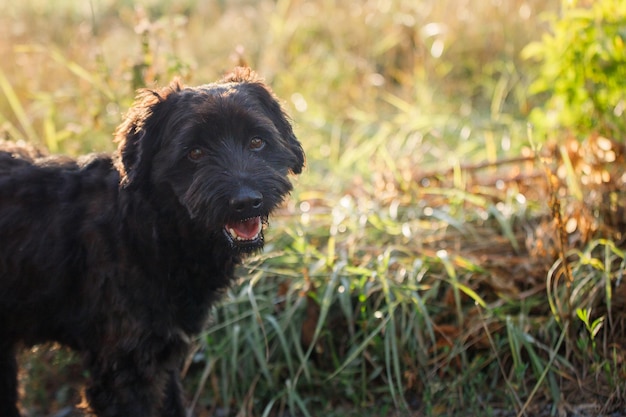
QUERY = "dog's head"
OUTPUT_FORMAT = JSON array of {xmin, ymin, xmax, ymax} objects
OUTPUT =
[{"xmin": 115, "ymin": 67, "xmax": 305, "ymax": 252}]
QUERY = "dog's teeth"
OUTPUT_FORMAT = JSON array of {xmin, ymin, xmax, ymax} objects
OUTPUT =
[
  {"xmin": 225, "ymin": 217, "xmax": 262, "ymax": 243},
  {"xmin": 227, "ymin": 226, "xmax": 261, "ymax": 242}
]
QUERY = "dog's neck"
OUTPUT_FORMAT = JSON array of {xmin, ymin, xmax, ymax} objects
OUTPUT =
[{"xmin": 117, "ymin": 188, "xmax": 242, "ymax": 334}]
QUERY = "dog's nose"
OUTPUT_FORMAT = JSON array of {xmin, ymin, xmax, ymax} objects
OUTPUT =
[{"xmin": 230, "ymin": 187, "xmax": 263, "ymax": 212}]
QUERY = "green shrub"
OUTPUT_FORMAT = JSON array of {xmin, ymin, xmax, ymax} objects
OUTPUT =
[{"xmin": 523, "ymin": 0, "xmax": 626, "ymax": 139}]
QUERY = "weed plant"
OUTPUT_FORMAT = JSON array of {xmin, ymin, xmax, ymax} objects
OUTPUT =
[{"xmin": 1, "ymin": 0, "xmax": 625, "ymax": 416}]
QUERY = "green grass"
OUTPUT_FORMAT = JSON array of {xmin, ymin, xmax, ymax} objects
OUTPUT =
[{"xmin": 2, "ymin": 0, "xmax": 626, "ymax": 416}]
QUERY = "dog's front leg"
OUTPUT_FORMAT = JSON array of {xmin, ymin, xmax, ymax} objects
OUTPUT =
[
  {"xmin": 85, "ymin": 356, "xmax": 170, "ymax": 417},
  {"xmin": 160, "ymin": 369, "xmax": 187, "ymax": 417},
  {"xmin": 0, "ymin": 343, "xmax": 20, "ymax": 417}
]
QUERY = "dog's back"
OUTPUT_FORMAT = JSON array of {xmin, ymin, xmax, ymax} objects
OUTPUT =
[{"xmin": 0, "ymin": 148, "xmax": 120, "ymax": 347}]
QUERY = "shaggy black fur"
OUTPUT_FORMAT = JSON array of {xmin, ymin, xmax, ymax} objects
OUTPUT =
[{"xmin": 0, "ymin": 67, "xmax": 304, "ymax": 417}]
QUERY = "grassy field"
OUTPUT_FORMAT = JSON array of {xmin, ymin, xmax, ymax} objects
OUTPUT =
[{"xmin": 1, "ymin": 0, "xmax": 626, "ymax": 416}]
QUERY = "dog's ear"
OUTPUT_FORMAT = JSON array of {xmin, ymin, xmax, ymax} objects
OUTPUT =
[
  {"xmin": 115, "ymin": 80, "xmax": 183, "ymax": 189},
  {"xmin": 266, "ymin": 102, "xmax": 305, "ymax": 175},
  {"xmin": 282, "ymin": 120, "xmax": 305, "ymax": 175},
  {"xmin": 223, "ymin": 67, "xmax": 305, "ymax": 175}
]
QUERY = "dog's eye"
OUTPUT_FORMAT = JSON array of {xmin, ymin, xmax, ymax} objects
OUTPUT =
[
  {"xmin": 188, "ymin": 148, "xmax": 205, "ymax": 161},
  {"xmin": 249, "ymin": 137, "xmax": 265, "ymax": 151}
]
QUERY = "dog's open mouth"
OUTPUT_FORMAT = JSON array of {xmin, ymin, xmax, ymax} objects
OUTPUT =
[{"xmin": 224, "ymin": 216, "xmax": 265, "ymax": 249}]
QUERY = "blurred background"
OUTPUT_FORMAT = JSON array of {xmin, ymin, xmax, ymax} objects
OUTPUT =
[{"xmin": 1, "ymin": 0, "xmax": 626, "ymax": 416}]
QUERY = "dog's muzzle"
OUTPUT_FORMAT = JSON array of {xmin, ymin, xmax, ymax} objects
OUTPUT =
[{"xmin": 224, "ymin": 187, "xmax": 267, "ymax": 251}]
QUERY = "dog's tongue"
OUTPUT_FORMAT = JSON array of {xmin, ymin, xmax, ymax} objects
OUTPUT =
[{"xmin": 227, "ymin": 216, "xmax": 262, "ymax": 241}]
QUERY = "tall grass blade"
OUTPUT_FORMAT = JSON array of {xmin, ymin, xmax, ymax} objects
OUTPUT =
[
  {"xmin": 488, "ymin": 204, "xmax": 521, "ymax": 252},
  {"xmin": 48, "ymin": 48, "xmax": 115, "ymax": 101},
  {"xmin": 295, "ymin": 269, "xmax": 341, "ymax": 382},
  {"xmin": 0, "ymin": 67, "xmax": 39, "ymax": 143},
  {"xmin": 327, "ymin": 315, "xmax": 390, "ymax": 381},
  {"xmin": 187, "ymin": 358, "xmax": 215, "ymax": 417},
  {"xmin": 264, "ymin": 314, "xmax": 294, "ymax": 376},
  {"xmin": 384, "ymin": 310, "xmax": 409, "ymax": 410},
  {"xmin": 559, "ymin": 145, "xmax": 583, "ymax": 202},
  {"xmin": 517, "ymin": 324, "xmax": 568, "ymax": 417},
  {"xmin": 286, "ymin": 379, "xmax": 312, "ymax": 417}
]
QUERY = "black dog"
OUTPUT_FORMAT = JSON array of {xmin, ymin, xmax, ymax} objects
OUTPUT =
[{"xmin": 0, "ymin": 67, "xmax": 304, "ymax": 417}]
